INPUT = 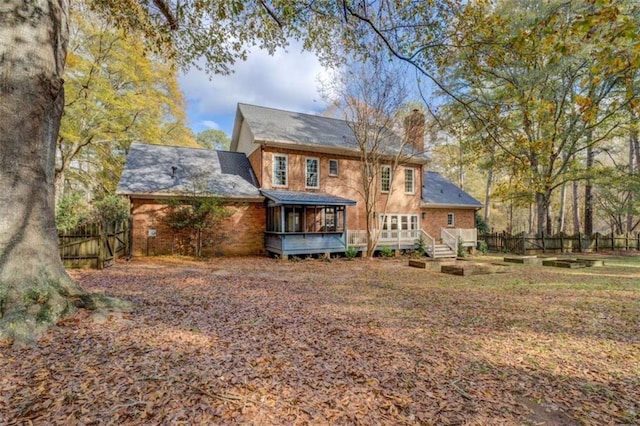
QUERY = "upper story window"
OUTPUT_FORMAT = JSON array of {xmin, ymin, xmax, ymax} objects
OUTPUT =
[
  {"xmin": 404, "ymin": 168, "xmax": 415, "ymax": 194},
  {"xmin": 273, "ymin": 154, "xmax": 288, "ymax": 187},
  {"xmin": 447, "ymin": 212, "xmax": 455, "ymax": 226},
  {"xmin": 381, "ymin": 165, "xmax": 391, "ymax": 193},
  {"xmin": 306, "ymin": 157, "xmax": 319, "ymax": 188},
  {"xmin": 328, "ymin": 159, "xmax": 339, "ymax": 177}
]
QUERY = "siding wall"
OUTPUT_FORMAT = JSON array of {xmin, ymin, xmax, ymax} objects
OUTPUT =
[{"xmin": 131, "ymin": 198, "xmax": 265, "ymax": 257}]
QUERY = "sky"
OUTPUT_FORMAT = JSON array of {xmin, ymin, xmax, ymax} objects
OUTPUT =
[{"xmin": 179, "ymin": 41, "xmax": 334, "ymax": 138}]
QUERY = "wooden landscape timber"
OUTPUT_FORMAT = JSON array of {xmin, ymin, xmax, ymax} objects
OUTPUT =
[{"xmin": 503, "ymin": 256, "xmax": 540, "ymax": 265}]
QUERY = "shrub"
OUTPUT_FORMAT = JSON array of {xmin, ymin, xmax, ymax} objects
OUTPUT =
[
  {"xmin": 476, "ymin": 214, "xmax": 490, "ymax": 234},
  {"xmin": 477, "ymin": 240, "xmax": 488, "ymax": 254},
  {"xmin": 379, "ymin": 246, "xmax": 394, "ymax": 257},
  {"xmin": 56, "ymin": 192, "xmax": 93, "ymax": 233},
  {"xmin": 344, "ymin": 247, "xmax": 358, "ymax": 259},
  {"xmin": 457, "ymin": 241, "xmax": 466, "ymax": 258},
  {"xmin": 415, "ymin": 234, "xmax": 427, "ymax": 256},
  {"xmin": 93, "ymin": 194, "xmax": 129, "ymax": 224}
]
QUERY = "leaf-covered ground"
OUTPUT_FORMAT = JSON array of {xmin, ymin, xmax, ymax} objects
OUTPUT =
[{"xmin": 1, "ymin": 255, "xmax": 639, "ymax": 425}]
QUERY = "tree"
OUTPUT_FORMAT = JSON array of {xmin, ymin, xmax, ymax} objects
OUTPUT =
[
  {"xmin": 434, "ymin": 0, "xmax": 639, "ymax": 235},
  {"xmin": 1, "ymin": 0, "xmax": 458, "ymax": 344},
  {"xmin": 0, "ymin": 0, "xmax": 344, "ymax": 345},
  {"xmin": 196, "ymin": 129, "xmax": 230, "ymax": 151},
  {"xmin": 163, "ymin": 179, "xmax": 230, "ymax": 257},
  {"xmin": 56, "ymin": 2, "xmax": 195, "ymax": 202},
  {"xmin": 326, "ymin": 58, "xmax": 425, "ymax": 257}
]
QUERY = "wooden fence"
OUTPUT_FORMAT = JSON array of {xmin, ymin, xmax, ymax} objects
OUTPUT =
[
  {"xmin": 480, "ymin": 231, "xmax": 640, "ymax": 255},
  {"xmin": 58, "ymin": 220, "xmax": 129, "ymax": 269}
]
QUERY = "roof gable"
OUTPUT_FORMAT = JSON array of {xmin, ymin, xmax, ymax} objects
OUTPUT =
[
  {"xmin": 116, "ymin": 143, "xmax": 260, "ymax": 199},
  {"xmin": 233, "ymin": 103, "xmax": 428, "ymax": 161},
  {"xmin": 422, "ymin": 172, "xmax": 482, "ymax": 208}
]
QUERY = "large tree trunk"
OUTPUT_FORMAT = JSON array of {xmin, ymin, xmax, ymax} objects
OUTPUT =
[
  {"xmin": 572, "ymin": 181, "xmax": 581, "ymax": 234},
  {"xmin": 0, "ymin": 1, "xmax": 121, "ymax": 346}
]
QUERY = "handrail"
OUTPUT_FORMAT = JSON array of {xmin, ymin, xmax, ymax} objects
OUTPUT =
[
  {"xmin": 441, "ymin": 228, "xmax": 459, "ymax": 253},
  {"xmin": 419, "ymin": 229, "xmax": 435, "ymax": 256}
]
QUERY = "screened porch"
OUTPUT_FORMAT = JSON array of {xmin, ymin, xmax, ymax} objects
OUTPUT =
[{"xmin": 261, "ymin": 190, "xmax": 356, "ymax": 257}]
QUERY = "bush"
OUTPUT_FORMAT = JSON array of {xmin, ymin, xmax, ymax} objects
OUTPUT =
[
  {"xmin": 457, "ymin": 241, "xmax": 466, "ymax": 258},
  {"xmin": 415, "ymin": 234, "xmax": 427, "ymax": 256},
  {"xmin": 477, "ymin": 240, "xmax": 488, "ymax": 254},
  {"xmin": 344, "ymin": 247, "xmax": 358, "ymax": 259},
  {"xmin": 93, "ymin": 194, "xmax": 129, "ymax": 224},
  {"xmin": 476, "ymin": 214, "xmax": 490, "ymax": 234},
  {"xmin": 56, "ymin": 192, "xmax": 93, "ymax": 232},
  {"xmin": 379, "ymin": 246, "xmax": 394, "ymax": 257}
]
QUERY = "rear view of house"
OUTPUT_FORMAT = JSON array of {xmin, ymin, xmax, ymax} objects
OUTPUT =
[{"xmin": 117, "ymin": 103, "xmax": 481, "ymax": 258}]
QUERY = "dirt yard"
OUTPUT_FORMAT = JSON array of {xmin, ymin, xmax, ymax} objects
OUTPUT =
[{"xmin": 1, "ymin": 254, "xmax": 639, "ymax": 425}]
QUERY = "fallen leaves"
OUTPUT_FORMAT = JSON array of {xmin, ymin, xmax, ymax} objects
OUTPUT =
[{"xmin": 0, "ymin": 255, "xmax": 638, "ymax": 425}]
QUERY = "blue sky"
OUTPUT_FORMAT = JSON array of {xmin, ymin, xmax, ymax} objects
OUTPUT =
[{"xmin": 179, "ymin": 41, "xmax": 333, "ymax": 138}]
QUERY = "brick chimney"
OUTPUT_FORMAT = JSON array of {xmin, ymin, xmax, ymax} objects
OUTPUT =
[{"xmin": 404, "ymin": 109, "xmax": 425, "ymax": 152}]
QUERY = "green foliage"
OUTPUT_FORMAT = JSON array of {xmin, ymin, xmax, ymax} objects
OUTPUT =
[
  {"xmin": 477, "ymin": 240, "xmax": 488, "ymax": 255},
  {"xmin": 476, "ymin": 214, "xmax": 490, "ymax": 234},
  {"xmin": 196, "ymin": 129, "xmax": 230, "ymax": 151},
  {"xmin": 57, "ymin": 1, "xmax": 196, "ymax": 200},
  {"xmin": 415, "ymin": 234, "xmax": 427, "ymax": 256},
  {"xmin": 55, "ymin": 193, "xmax": 93, "ymax": 232},
  {"xmin": 344, "ymin": 247, "xmax": 358, "ymax": 259},
  {"xmin": 457, "ymin": 242, "xmax": 466, "ymax": 258},
  {"xmin": 93, "ymin": 195, "xmax": 129, "ymax": 224},
  {"xmin": 163, "ymin": 194, "xmax": 231, "ymax": 257},
  {"xmin": 379, "ymin": 246, "xmax": 394, "ymax": 258}
]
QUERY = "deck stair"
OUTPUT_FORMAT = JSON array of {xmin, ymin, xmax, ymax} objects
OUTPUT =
[{"xmin": 432, "ymin": 243, "xmax": 457, "ymax": 259}]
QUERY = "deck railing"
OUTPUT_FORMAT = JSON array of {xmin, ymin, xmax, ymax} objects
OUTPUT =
[
  {"xmin": 347, "ymin": 229, "xmax": 434, "ymax": 251},
  {"xmin": 446, "ymin": 228, "xmax": 477, "ymax": 247},
  {"xmin": 441, "ymin": 228, "xmax": 459, "ymax": 253}
]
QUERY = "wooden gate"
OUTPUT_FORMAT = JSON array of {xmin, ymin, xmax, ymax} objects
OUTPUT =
[{"xmin": 58, "ymin": 220, "xmax": 129, "ymax": 269}]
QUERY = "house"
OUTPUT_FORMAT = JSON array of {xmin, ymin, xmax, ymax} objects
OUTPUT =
[{"xmin": 117, "ymin": 103, "xmax": 482, "ymax": 258}]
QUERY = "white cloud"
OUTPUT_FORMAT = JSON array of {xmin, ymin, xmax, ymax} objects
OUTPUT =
[
  {"xmin": 200, "ymin": 120, "xmax": 220, "ymax": 130},
  {"xmin": 179, "ymin": 41, "xmax": 334, "ymax": 120}
]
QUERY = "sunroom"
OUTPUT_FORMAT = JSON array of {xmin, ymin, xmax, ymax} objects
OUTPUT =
[{"xmin": 261, "ymin": 189, "xmax": 356, "ymax": 258}]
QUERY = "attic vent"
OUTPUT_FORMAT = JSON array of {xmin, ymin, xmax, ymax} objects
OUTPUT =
[{"xmin": 171, "ymin": 166, "xmax": 177, "ymax": 178}]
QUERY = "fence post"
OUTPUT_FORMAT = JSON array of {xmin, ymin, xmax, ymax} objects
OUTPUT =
[
  {"xmin": 595, "ymin": 234, "xmax": 599, "ymax": 252},
  {"xmin": 97, "ymin": 222, "xmax": 104, "ymax": 270},
  {"xmin": 611, "ymin": 229, "xmax": 615, "ymax": 251},
  {"xmin": 541, "ymin": 231, "xmax": 546, "ymax": 254},
  {"xmin": 577, "ymin": 232, "xmax": 582, "ymax": 252}
]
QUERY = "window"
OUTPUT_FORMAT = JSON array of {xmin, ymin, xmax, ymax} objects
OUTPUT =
[
  {"xmin": 381, "ymin": 165, "xmax": 391, "ymax": 192},
  {"xmin": 447, "ymin": 213, "xmax": 455, "ymax": 227},
  {"xmin": 306, "ymin": 157, "xmax": 319, "ymax": 188},
  {"xmin": 404, "ymin": 168, "xmax": 415, "ymax": 193},
  {"xmin": 273, "ymin": 154, "xmax": 287, "ymax": 187},
  {"xmin": 329, "ymin": 159, "xmax": 339, "ymax": 176}
]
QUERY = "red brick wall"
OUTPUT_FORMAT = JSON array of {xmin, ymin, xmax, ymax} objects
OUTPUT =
[
  {"xmin": 259, "ymin": 146, "xmax": 423, "ymax": 231},
  {"xmin": 421, "ymin": 208, "xmax": 476, "ymax": 239},
  {"xmin": 131, "ymin": 198, "xmax": 265, "ymax": 257}
]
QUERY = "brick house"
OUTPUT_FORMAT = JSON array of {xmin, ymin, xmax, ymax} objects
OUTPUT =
[{"xmin": 117, "ymin": 103, "xmax": 481, "ymax": 258}]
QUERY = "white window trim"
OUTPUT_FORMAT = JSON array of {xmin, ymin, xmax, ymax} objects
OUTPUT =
[
  {"xmin": 273, "ymin": 154, "xmax": 288, "ymax": 187},
  {"xmin": 305, "ymin": 157, "xmax": 320, "ymax": 189},
  {"xmin": 328, "ymin": 159, "xmax": 339, "ymax": 177},
  {"xmin": 447, "ymin": 212, "xmax": 455, "ymax": 227},
  {"xmin": 381, "ymin": 165, "xmax": 391, "ymax": 193},
  {"xmin": 404, "ymin": 167, "xmax": 415, "ymax": 194}
]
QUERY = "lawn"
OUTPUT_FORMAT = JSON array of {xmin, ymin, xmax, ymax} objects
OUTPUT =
[{"xmin": 1, "ymin": 254, "xmax": 639, "ymax": 425}]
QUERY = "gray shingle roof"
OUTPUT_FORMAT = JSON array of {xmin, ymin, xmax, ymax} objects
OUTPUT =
[
  {"xmin": 236, "ymin": 103, "xmax": 425, "ymax": 158},
  {"xmin": 261, "ymin": 189, "xmax": 356, "ymax": 206},
  {"xmin": 422, "ymin": 172, "xmax": 482, "ymax": 208},
  {"xmin": 116, "ymin": 143, "xmax": 261, "ymax": 199}
]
